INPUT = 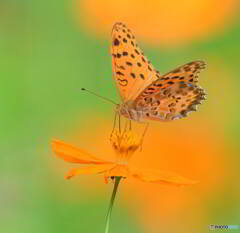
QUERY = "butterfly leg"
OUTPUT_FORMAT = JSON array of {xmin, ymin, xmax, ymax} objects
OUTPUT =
[
  {"xmin": 118, "ymin": 113, "xmax": 121, "ymax": 133},
  {"xmin": 110, "ymin": 111, "xmax": 117, "ymax": 139},
  {"xmin": 123, "ymin": 118, "xmax": 128, "ymax": 134},
  {"xmin": 129, "ymin": 120, "xmax": 132, "ymax": 130},
  {"xmin": 123, "ymin": 119, "xmax": 132, "ymax": 135},
  {"xmin": 125, "ymin": 119, "xmax": 132, "ymax": 132},
  {"xmin": 139, "ymin": 123, "xmax": 149, "ymax": 151}
]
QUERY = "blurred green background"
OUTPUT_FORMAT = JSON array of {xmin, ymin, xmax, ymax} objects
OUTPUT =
[{"xmin": 0, "ymin": 0, "xmax": 240, "ymax": 233}]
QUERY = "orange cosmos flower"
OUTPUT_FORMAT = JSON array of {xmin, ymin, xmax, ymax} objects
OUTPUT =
[{"xmin": 52, "ymin": 128, "xmax": 197, "ymax": 186}]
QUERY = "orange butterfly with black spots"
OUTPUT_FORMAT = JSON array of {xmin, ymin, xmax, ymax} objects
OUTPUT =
[{"xmin": 111, "ymin": 22, "xmax": 206, "ymax": 122}]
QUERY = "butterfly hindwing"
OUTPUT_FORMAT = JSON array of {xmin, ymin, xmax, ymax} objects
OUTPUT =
[
  {"xmin": 111, "ymin": 22, "xmax": 159, "ymax": 101},
  {"xmin": 134, "ymin": 61, "xmax": 206, "ymax": 121}
]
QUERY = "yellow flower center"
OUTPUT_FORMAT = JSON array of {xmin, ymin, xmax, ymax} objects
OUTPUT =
[{"xmin": 110, "ymin": 129, "xmax": 140, "ymax": 164}]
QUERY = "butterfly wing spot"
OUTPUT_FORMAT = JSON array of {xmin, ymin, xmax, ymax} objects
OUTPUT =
[
  {"xmin": 160, "ymin": 77, "xmax": 169, "ymax": 81},
  {"xmin": 168, "ymin": 102, "xmax": 176, "ymax": 107},
  {"xmin": 163, "ymin": 89, "xmax": 171, "ymax": 95},
  {"xmin": 144, "ymin": 97, "xmax": 153, "ymax": 103},
  {"xmin": 140, "ymin": 74, "xmax": 145, "ymax": 80},
  {"xmin": 154, "ymin": 83, "xmax": 163, "ymax": 87},
  {"xmin": 148, "ymin": 87, "xmax": 155, "ymax": 91},
  {"xmin": 148, "ymin": 65, "xmax": 152, "ymax": 71},
  {"xmin": 134, "ymin": 49, "xmax": 140, "ymax": 55},
  {"xmin": 116, "ymin": 71, "xmax": 124, "ymax": 76},
  {"xmin": 114, "ymin": 38, "xmax": 120, "ymax": 46},
  {"xmin": 130, "ymin": 73, "xmax": 136, "ymax": 78},
  {"xmin": 118, "ymin": 79, "xmax": 128, "ymax": 86},
  {"xmin": 184, "ymin": 66, "xmax": 191, "ymax": 72},
  {"xmin": 150, "ymin": 100, "xmax": 161, "ymax": 107},
  {"xmin": 126, "ymin": 61, "xmax": 133, "ymax": 66}
]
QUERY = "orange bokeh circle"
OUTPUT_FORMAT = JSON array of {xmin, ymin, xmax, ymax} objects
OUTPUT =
[{"xmin": 77, "ymin": 0, "xmax": 237, "ymax": 46}]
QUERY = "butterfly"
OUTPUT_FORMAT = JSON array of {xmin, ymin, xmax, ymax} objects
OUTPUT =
[{"xmin": 111, "ymin": 22, "xmax": 206, "ymax": 122}]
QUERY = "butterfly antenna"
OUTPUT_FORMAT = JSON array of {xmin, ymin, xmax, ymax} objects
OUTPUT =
[{"xmin": 81, "ymin": 88, "xmax": 117, "ymax": 105}]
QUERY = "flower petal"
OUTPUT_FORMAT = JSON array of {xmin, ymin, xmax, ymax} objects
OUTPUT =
[
  {"xmin": 132, "ymin": 169, "xmax": 198, "ymax": 186},
  {"xmin": 65, "ymin": 163, "xmax": 116, "ymax": 179},
  {"xmin": 52, "ymin": 139, "xmax": 109, "ymax": 164}
]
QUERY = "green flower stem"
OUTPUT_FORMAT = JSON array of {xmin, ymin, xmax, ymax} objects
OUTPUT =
[{"xmin": 104, "ymin": 176, "xmax": 121, "ymax": 233}]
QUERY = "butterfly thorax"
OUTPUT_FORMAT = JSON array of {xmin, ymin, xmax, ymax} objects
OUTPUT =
[{"xmin": 117, "ymin": 102, "xmax": 145, "ymax": 122}]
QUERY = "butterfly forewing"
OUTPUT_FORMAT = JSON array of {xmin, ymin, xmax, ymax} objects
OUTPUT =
[
  {"xmin": 134, "ymin": 61, "xmax": 206, "ymax": 121},
  {"xmin": 111, "ymin": 22, "xmax": 160, "ymax": 102}
]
